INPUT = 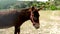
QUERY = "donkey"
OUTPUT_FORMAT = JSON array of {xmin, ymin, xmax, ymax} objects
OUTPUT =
[{"xmin": 0, "ymin": 6, "xmax": 42, "ymax": 34}]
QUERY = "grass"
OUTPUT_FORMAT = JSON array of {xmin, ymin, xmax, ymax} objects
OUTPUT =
[{"xmin": 0, "ymin": 10, "xmax": 60, "ymax": 34}]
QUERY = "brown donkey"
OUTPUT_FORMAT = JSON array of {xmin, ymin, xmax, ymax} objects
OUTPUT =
[{"xmin": 0, "ymin": 6, "xmax": 43, "ymax": 34}]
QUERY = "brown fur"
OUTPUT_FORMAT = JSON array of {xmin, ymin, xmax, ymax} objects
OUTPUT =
[{"xmin": 0, "ymin": 7, "xmax": 40, "ymax": 34}]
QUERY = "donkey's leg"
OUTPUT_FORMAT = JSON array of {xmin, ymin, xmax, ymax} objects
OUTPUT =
[
  {"xmin": 14, "ymin": 27, "xmax": 17, "ymax": 34},
  {"xmin": 17, "ymin": 27, "xmax": 20, "ymax": 34},
  {"xmin": 14, "ymin": 26, "xmax": 20, "ymax": 34}
]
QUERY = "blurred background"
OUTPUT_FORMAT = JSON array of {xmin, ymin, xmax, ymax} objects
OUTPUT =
[
  {"xmin": 0, "ymin": 0, "xmax": 60, "ymax": 10},
  {"xmin": 0, "ymin": 0, "xmax": 60, "ymax": 34}
]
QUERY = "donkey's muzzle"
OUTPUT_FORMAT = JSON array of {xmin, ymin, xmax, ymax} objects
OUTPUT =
[{"xmin": 33, "ymin": 23, "xmax": 40, "ymax": 29}]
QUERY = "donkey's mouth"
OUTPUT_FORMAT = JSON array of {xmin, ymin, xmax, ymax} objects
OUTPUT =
[{"xmin": 35, "ymin": 26, "xmax": 39, "ymax": 29}]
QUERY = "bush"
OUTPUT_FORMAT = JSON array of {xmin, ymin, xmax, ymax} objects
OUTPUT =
[{"xmin": 50, "ymin": 5, "xmax": 57, "ymax": 10}]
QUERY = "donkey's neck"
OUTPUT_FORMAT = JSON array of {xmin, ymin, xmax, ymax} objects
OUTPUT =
[{"xmin": 17, "ymin": 9, "xmax": 30, "ymax": 26}]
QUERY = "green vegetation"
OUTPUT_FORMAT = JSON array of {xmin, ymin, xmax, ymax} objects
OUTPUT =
[{"xmin": 0, "ymin": 0, "xmax": 60, "ymax": 10}]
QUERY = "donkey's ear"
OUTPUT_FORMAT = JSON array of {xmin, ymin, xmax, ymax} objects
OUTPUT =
[
  {"xmin": 28, "ymin": 6, "xmax": 35, "ymax": 11},
  {"xmin": 31, "ymin": 6, "xmax": 35, "ymax": 11},
  {"xmin": 38, "ymin": 8, "xmax": 42, "ymax": 11},
  {"xmin": 38, "ymin": 6, "xmax": 44, "ymax": 11}
]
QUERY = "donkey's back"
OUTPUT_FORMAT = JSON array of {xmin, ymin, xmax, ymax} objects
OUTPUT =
[{"xmin": 0, "ymin": 9, "xmax": 18, "ymax": 29}]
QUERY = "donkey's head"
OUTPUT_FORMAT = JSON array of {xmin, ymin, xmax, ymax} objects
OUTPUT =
[{"xmin": 29, "ymin": 6, "xmax": 43, "ymax": 29}]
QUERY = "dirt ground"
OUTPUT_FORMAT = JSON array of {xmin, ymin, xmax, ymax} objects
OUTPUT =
[{"xmin": 0, "ymin": 10, "xmax": 60, "ymax": 34}]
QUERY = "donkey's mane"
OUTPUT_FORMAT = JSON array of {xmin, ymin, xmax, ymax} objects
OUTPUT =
[{"xmin": 0, "ymin": 7, "xmax": 30, "ymax": 15}]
